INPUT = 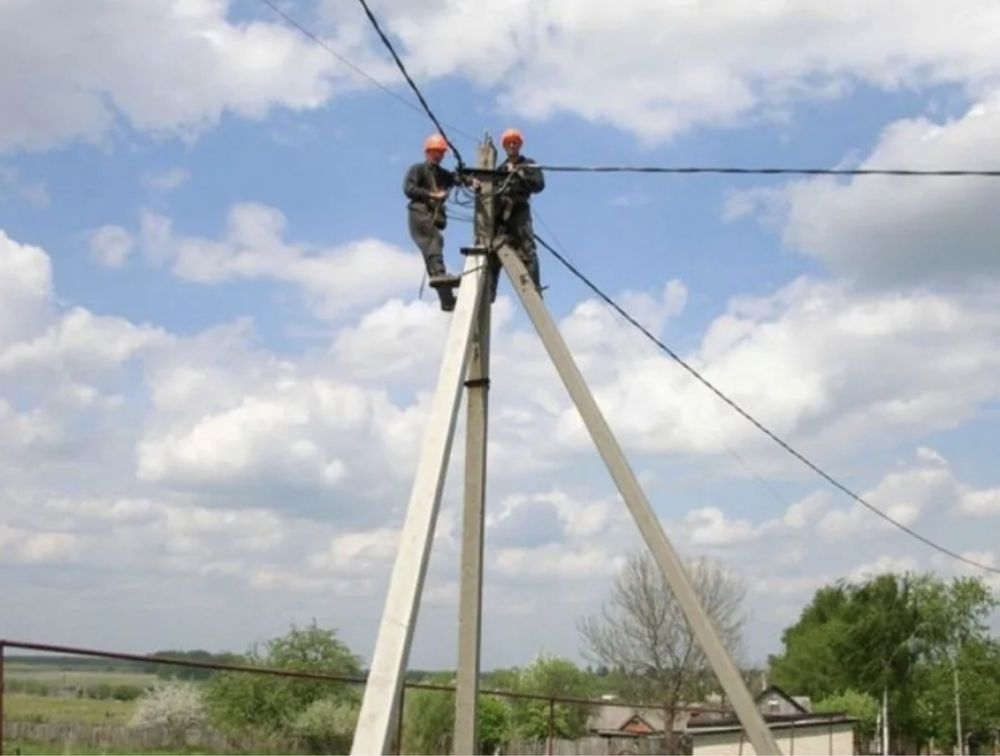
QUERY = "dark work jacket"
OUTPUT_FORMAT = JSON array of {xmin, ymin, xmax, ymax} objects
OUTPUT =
[
  {"xmin": 498, "ymin": 154, "xmax": 544, "ymax": 208},
  {"xmin": 403, "ymin": 161, "xmax": 457, "ymax": 214}
]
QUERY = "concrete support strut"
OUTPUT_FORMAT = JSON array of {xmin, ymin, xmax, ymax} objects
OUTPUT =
[
  {"xmin": 351, "ymin": 252, "xmax": 488, "ymax": 756},
  {"xmin": 495, "ymin": 244, "xmax": 781, "ymax": 756}
]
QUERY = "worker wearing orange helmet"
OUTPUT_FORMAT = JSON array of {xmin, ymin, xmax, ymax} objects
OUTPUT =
[
  {"xmin": 496, "ymin": 127, "xmax": 545, "ymax": 292},
  {"xmin": 403, "ymin": 133, "xmax": 462, "ymax": 311}
]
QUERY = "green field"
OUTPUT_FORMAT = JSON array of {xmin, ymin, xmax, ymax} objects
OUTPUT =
[
  {"xmin": 3, "ymin": 742, "xmax": 212, "ymax": 755},
  {"xmin": 5, "ymin": 663, "xmax": 158, "ymax": 689},
  {"xmin": 4, "ymin": 693, "xmax": 138, "ymax": 725}
]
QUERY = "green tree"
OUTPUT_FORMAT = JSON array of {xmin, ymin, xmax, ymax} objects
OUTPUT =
[
  {"xmin": 508, "ymin": 654, "xmax": 594, "ymax": 741},
  {"xmin": 770, "ymin": 572, "xmax": 998, "ymax": 754},
  {"xmin": 204, "ymin": 622, "xmax": 361, "ymax": 753},
  {"xmin": 402, "ymin": 681, "xmax": 454, "ymax": 755},
  {"xmin": 769, "ymin": 584, "xmax": 852, "ymax": 699},
  {"xmin": 401, "ymin": 680, "xmax": 513, "ymax": 755},
  {"xmin": 815, "ymin": 689, "xmax": 878, "ymax": 745},
  {"xmin": 915, "ymin": 637, "xmax": 1000, "ymax": 753},
  {"xmin": 151, "ymin": 649, "xmax": 245, "ymax": 680},
  {"xmin": 479, "ymin": 694, "xmax": 513, "ymax": 754}
]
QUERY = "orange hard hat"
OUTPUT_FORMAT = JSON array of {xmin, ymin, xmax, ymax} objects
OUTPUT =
[
  {"xmin": 501, "ymin": 128, "xmax": 523, "ymax": 147},
  {"xmin": 424, "ymin": 134, "xmax": 448, "ymax": 152}
]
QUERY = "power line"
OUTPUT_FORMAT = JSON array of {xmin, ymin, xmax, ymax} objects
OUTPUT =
[
  {"xmin": 536, "ymin": 164, "xmax": 1000, "ymax": 178},
  {"xmin": 533, "ymin": 210, "xmax": 799, "ymax": 513},
  {"xmin": 268, "ymin": 0, "xmax": 994, "ymax": 575},
  {"xmin": 354, "ymin": 0, "xmax": 467, "ymax": 165},
  {"xmin": 258, "ymin": 0, "xmax": 477, "ymax": 143},
  {"xmin": 532, "ymin": 232, "xmax": 1000, "ymax": 576}
]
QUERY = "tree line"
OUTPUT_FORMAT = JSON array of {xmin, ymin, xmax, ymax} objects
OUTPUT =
[{"xmin": 120, "ymin": 553, "xmax": 999, "ymax": 755}]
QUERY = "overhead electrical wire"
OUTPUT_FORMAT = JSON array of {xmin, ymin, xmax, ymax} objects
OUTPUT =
[
  {"xmin": 267, "ymin": 0, "xmax": 996, "ymax": 575},
  {"xmin": 532, "ymin": 211, "xmax": 799, "ymax": 512},
  {"xmin": 532, "ymin": 231, "xmax": 1000, "ymax": 576},
  {"xmin": 258, "ymin": 0, "xmax": 477, "ymax": 144},
  {"xmin": 353, "ymin": 0, "xmax": 467, "ymax": 165},
  {"xmin": 261, "ymin": 0, "xmax": 996, "ymax": 181},
  {"xmin": 536, "ymin": 164, "xmax": 1000, "ymax": 178}
]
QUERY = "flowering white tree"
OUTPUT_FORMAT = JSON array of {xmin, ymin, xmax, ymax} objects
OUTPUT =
[{"xmin": 129, "ymin": 681, "xmax": 206, "ymax": 743}]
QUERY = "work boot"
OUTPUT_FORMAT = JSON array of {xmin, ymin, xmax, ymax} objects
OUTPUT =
[
  {"xmin": 438, "ymin": 290, "xmax": 456, "ymax": 312},
  {"xmin": 428, "ymin": 273, "xmax": 461, "ymax": 289}
]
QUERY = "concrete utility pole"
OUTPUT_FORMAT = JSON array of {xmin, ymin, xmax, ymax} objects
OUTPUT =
[
  {"xmin": 453, "ymin": 137, "xmax": 497, "ymax": 756},
  {"xmin": 351, "ymin": 135, "xmax": 781, "ymax": 755}
]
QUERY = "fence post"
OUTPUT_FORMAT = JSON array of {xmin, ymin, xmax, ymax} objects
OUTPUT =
[{"xmin": 547, "ymin": 698, "xmax": 555, "ymax": 756}]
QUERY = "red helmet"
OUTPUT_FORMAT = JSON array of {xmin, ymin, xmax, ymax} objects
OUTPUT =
[
  {"xmin": 501, "ymin": 128, "xmax": 524, "ymax": 147},
  {"xmin": 424, "ymin": 134, "xmax": 448, "ymax": 152}
]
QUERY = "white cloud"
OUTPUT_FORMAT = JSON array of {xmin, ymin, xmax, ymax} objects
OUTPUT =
[
  {"xmin": 140, "ymin": 203, "xmax": 423, "ymax": 318},
  {"xmin": 818, "ymin": 467, "xmax": 955, "ymax": 540},
  {"xmin": 750, "ymin": 574, "xmax": 829, "ymax": 598},
  {"xmin": 331, "ymin": 298, "xmax": 448, "ymax": 381},
  {"xmin": 684, "ymin": 506, "xmax": 772, "ymax": 546},
  {"xmin": 88, "ymin": 225, "xmax": 134, "ymax": 268},
  {"xmin": 3, "ymin": 1, "xmax": 1000, "ymax": 153},
  {"xmin": 734, "ymin": 95, "xmax": 1000, "ymax": 288},
  {"xmin": 0, "ymin": 307, "xmax": 162, "ymax": 378},
  {"xmin": 848, "ymin": 554, "xmax": 920, "ymax": 581},
  {"xmin": 327, "ymin": 1, "xmax": 1000, "ymax": 142},
  {"xmin": 4, "ymin": 491, "xmax": 292, "ymax": 580},
  {"xmin": 310, "ymin": 528, "xmax": 400, "ymax": 570},
  {"xmin": 0, "ymin": 230, "xmax": 52, "ymax": 345},
  {"xmin": 4, "ymin": 221, "xmax": 1000, "ymax": 666},
  {"xmin": 550, "ymin": 278, "xmax": 1000, "ymax": 461},
  {"xmin": 0, "ymin": 0, "xmax": 362, "ymax": 152},
  {"xmin": 959, "ymin": 488, "xmax": 1000, "ymax": 517},
  {"xmin": 494, "ymin": 543, "xmax": 615, "ymax": 580},
  {"xmin": 143, "ymin": 168, "xmax": 190, "ymax": 193},
  {"xmin": 782, "ymin": 492, "xmax": 828, "ymax": 529},
  {"xmin": 916, "ymin": 447, "xmax": 948, "ymax": 466},
  {"xmin": 137, "ymin": 380, "xmax": 386, "ymax": 496},
  {"xmin": 0, "ymin": 524, "xmax": 80, "ymax": 563}
]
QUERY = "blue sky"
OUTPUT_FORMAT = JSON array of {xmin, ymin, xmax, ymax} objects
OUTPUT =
[{"xmin": 2, "ymin": 0, "xmax": 1000, "ymax": 673}]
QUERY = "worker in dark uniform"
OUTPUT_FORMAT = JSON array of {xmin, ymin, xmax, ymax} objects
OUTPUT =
[
  {"xmin": 496, "ymin": 127, "xmax": 545, "ymax": 294},
  {"xmin": 404, "ymin": 133, "xmax": 463, "ymax": 312}
]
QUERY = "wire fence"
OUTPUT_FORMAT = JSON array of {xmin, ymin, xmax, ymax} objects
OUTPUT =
[{"xmin": 0, "ymin": 639, "xmax": 734, "ymax": 755}]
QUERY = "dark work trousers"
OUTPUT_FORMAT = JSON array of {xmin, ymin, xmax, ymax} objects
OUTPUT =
[
  {"xmin": 408, "ymin": 207, "xmax": 446, "ymax": 276},
  {"xmin": 491, "ymin": 201, "xmax": 541, "ymax": 300},
  {"xmin": 408, "ymin": 206, "xmax": 455, "ymax": 310}
]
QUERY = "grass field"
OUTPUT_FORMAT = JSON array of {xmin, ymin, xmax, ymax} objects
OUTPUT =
[
  {"xmin": 4, "ymin": 693, "xmax": 137, "ymax": 725},
  {"xmin": 3, "ymin": 742, "xmax": 214, "ymax": 755},
  {"xmin": 5, "ymin": 663, "xmax": 158, "ymax": 689}
]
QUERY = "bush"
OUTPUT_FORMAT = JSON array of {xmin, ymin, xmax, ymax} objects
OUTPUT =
[
  {"xmin": 7, "ymin": 679, "xmax": 51, "ymax": 696},
  {"xmin": 292, "ymin": 697, "xmax": 360, "ymax": 754},
  {"xmin": 112, "ymin": 684, "xmax": 143, "ymax": 701},
  {"xmin": 87, "ymin": 683, "xmax": 113, "ymax": 700},
  {"xmin": 204, "ymin": 622, "xmax": 361, "ymax": 740}
]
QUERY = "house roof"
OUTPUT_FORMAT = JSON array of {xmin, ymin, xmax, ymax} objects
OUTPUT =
[
  {"xmin": 687, "ymin": 714, "xmax": 857, "ymax": 736},
  {"xmin": 755, "ymin": 684, "xmax": 809, "ymax": 713},
  {"xmin": 588, "ymin": 705, "xmax": 667, "ymax": 734}
]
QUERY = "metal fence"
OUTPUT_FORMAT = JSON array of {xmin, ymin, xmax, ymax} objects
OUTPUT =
[{"xmin": 0, "ymin": 638, "xmax": 733, "ymax": 755}]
